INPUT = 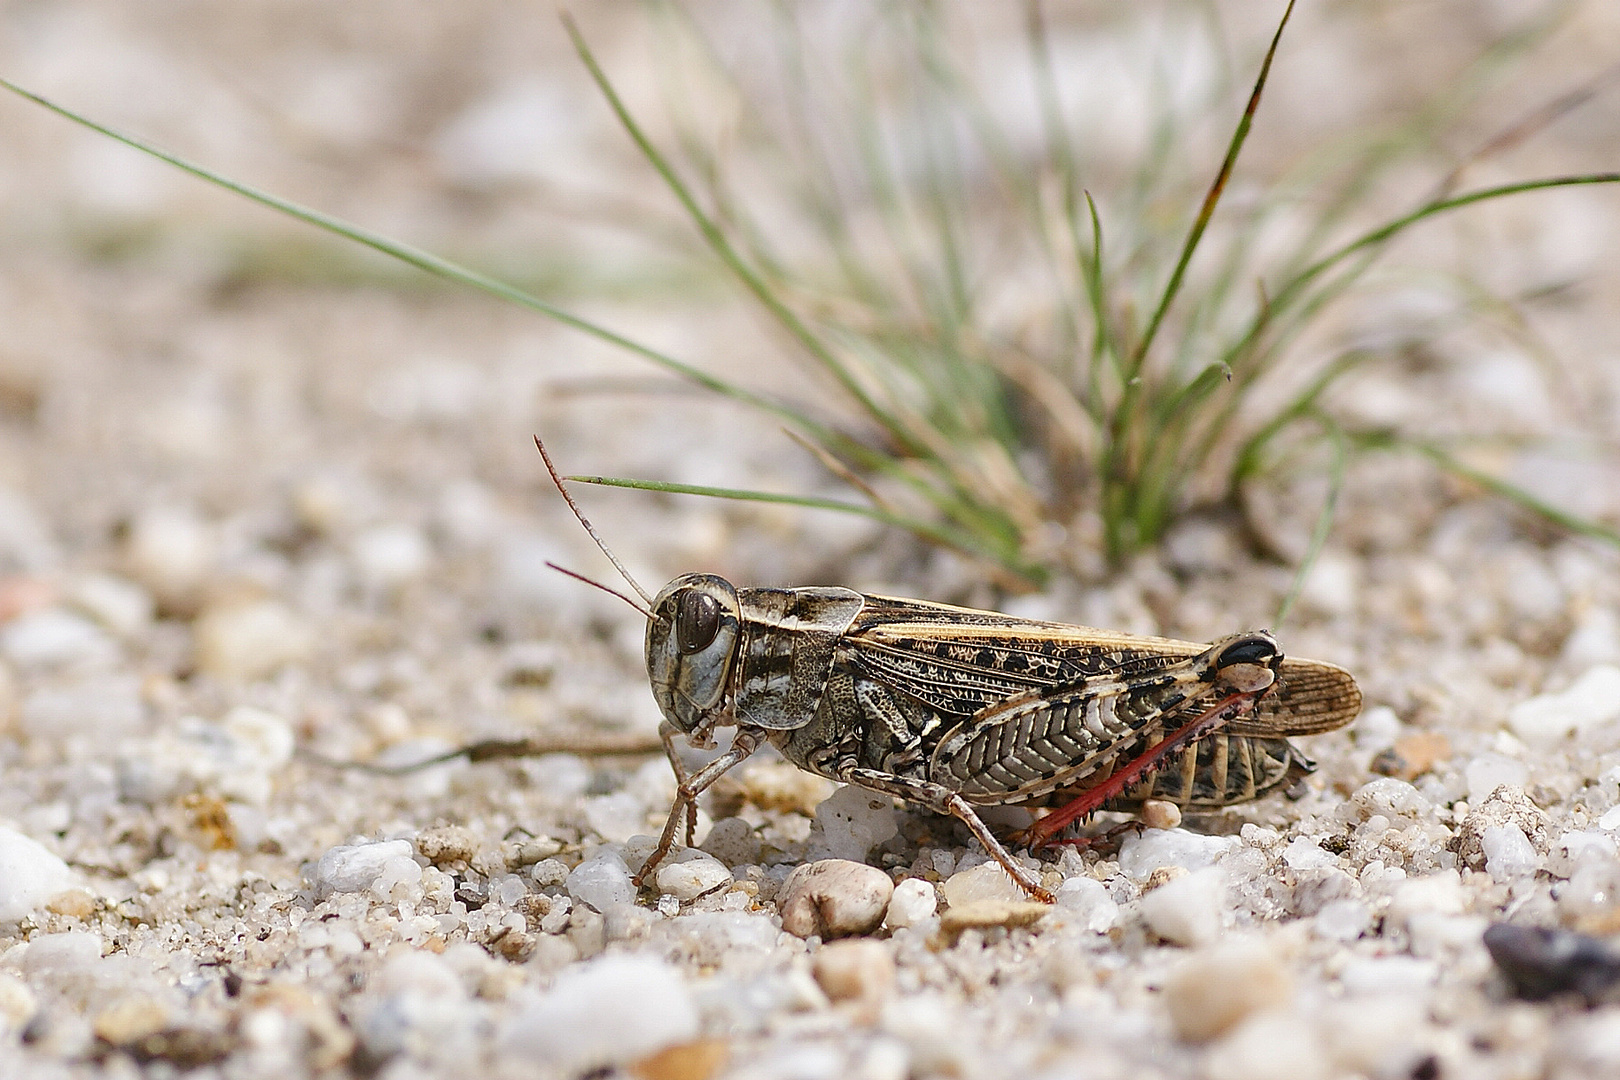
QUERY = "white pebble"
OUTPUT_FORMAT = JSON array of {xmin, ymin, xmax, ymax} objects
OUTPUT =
[
  {"xmin": 1165, "ymin": 936, "xmax": 1292, "ymax": 1041},
  {"xmin": 1318, "ymin": 996, "xmax": 1429, "ymax": 1076},
  {"xmin": 567, "ymin": 850, "xmax": 636, "ymax": 913},
  {"xmin": 1350, "ymin": 778, "xmax": 1431, "ymax": 819},
  {"xmin": 122, "ymin": 507, "xmax": 215, "ymax": 608},
  {"xmin": 1385, "ymin": 871, "xmax": 1466, "ymax": 933},
  {"xmin": 1055, "ymin": 875, "xmax": 1120, "ymax": 933},
  {"xmin": 0, "ymin": 972, "xmax": 37, "ymax": 1033},
  {"xmin": 310, "ymin": 839, "xmax": 416, "ymax": 898},
  {"xmin": 1204, "ymin": 1011, "xmax": 1328, "ymax": 1080},
  {"xmin": 1118, "ymin": 828, "xmax": 1238, "ymax": 881},
  {"xmin": 779, "ymin": 860, "xmax": 894, "ymax": 938},
  {"xmin": 1352, "ymin": 705, "xmax": 1402, "ymax": 747},
  {"xmin": 582, "ymin": 792, "xmax": 646, "ymax": 844},
  {"xmin": 655, "ymin": 854, "xmax": 733, "ymax": 901},
  {"xmin": 811, "ymin": 785, "xmax": 899, "ymax": 862},
  {"xmin": 1139, "ymin": 867, "xmax": 1226, "ymax": 946},
  {"xmin": 1314, "ymin": 899, "xmax": 1371, "ymax": 942},
  {"xmin": 1481, "ymin": 823, "xmax": 1542, "ymax": 881},
  {"xmin": 499, "ymin": 955, "xmax": 698, "ymax": 1071},
  {"xmin": 351, "ymin": 524, "xmax": 432, "ymax": 591},
  {"xmin": 0, "ymin": 826, "xmax": 78, "ymax": 922},
  {"xmin": 193, "ymin": 600, "xmax": 312, "ymax": 681},
  {"xmin": 222, "ymin": 705, "xmax": 296, "ymax": 771},
  {"xmin": 883, "ymin": 878, "xmax": 938, "ymax": 930},
  {"xmin": 0, "ymin": 608, "xmax": 117, "ymax": 670},
  {"xmin": 1337, "ymin": 956, "xmax": 1438, "ymax": 995},
  {"xmin": 700, "ymin": 817, "xmax": 763, "ymax": 867},
  {"xmin": 1282, "ymin": 837, "xmax": 1339, "ymax": 871},
  {"xmin": 941, "ymin": 861, "xmax": 1026, "ymax": 908},
  {"xmin": 1508, "ymin": 665, "xmax": 1620, "ymax": 740},
  {"xmin": 66, "ymin": 575, "xmax": 153, "ymax": 639}
]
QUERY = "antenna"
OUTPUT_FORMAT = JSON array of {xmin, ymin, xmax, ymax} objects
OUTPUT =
[
  {"xmin": 534, "ymin": 435, "xmax": 654, "ymax": 606},
  {"xmin": 545, "ymin": 561, "xmax": 651, "ymax": 618}
]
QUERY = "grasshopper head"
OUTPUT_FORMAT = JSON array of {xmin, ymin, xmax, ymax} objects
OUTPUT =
[{"xmin": 645, "ymin": 573, "xmax": 743, "ymax": 735}]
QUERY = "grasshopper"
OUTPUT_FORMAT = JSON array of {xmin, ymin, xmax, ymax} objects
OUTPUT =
[{"xmin": 527, "ymin": 439, "xmax": 1361, "ymax": 904}]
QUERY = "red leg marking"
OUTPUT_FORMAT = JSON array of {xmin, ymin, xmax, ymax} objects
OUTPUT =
[{"xmin": 1022, "ymin": 689, "xmax": 1264, "ymax": 851}]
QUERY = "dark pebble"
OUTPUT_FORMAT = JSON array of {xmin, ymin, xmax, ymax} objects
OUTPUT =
[{"xmin": 1483, "ymin": 923, "xmax": 1620, "ymax": 1004}]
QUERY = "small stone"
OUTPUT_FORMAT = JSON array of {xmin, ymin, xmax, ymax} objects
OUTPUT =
[
  {"xmin": 1486, "ymin": 923, "xmax": 1620, "ymax": 1004},
  {"xmin": 1165, "ymin": 936, "xmax": 1293, "ymax": 1041},
  {"xmin": 193, "ymin": 599, "xmax": 312, "ymax": 681},
  {"xmin": 567, "ymin": 849, "xmax": 636, "ymax": 913},
  {"xmin": 1282, "ymin": 837, "xmax": 1339, "ymax": 871},
  {"xmin": 0, "ymin": 825, "xmax": 77, "ymax": 922},
  {"xmin": 351, "ymin": 524, "xmax": 432, "ymax": 592},
  {"xmin": 941, "ymin": 861, "xmax": 1027, "ymax": 908},
  {"xmin": 500, "ymin": 955, "xmax": 699, "ymax": 1071},
  {"xmin": 309, "ymin": 839, "xmax": 418, "ymax": 898},
  {"xmin": 0, "ymin": 973, "xmax": 37, "ymax": 1032},
  {"xmin": 1454, "ymin": 787, "xmax": 1550, "ymax": 869},
  {"xmin": 937, "ymin": 901, "xmax": 1049, "ymax": 939},
  {"xmin": 1314, "ymin": 899, "xmax": 1371, "ymax": 942},
  {"xmin": 811, "ymin": 939, "xmax": 895, "ymax": 1008},
  {"xmin": 1369, "ymin": 732, "xmax": 1451, "ymax": 782},
  {"xmin": 1055, "ymin": 876, "xmax": 1120, "ymax": 933},
  {"xmin": 738, "ymin": 760, "xmax": 835, "ymax": 815},
  {"xmin": 778, "ymin": 860, "xmax": 894, "ymax": 938},
  {"xmin": 1508, "ymin": 665, "xmax": 1620, "ymax": 740},
  {"xmin": 94, "ymin": 996, "xmax": 173, "ymax": 1047},
  {"xmin": 530, "ymin": 858, "xmax": 570, "ymax": 888},
  {"xmin": 631, "ymin": 1039, "xmax": 731, "ymax": 1080},
  {"xmin": 222, "ymin": 705, "xmax": 296, "ymax": 771},
  {"xmin": 67, "ymin": 574, "xmax": 154, "ymax": 639},
  {"xmin": 1204, "ymin": 1011, "xmax": 1327, "ymax": 1080},
  {"xmin": 45, "ymin": 889, "xmax": 97, "ymax": 919},
  {"xmin": 1317, "ymin": 997, "xmax": 1429, "ymax": 1077},
  {"xmin": 699, "ymin": 817, "xmax": 762, "ymax": 867},
  {"xmin": 0, "ymin": 608, "xmax": 117, "ymax": 670},
  {"xmin": 1139, "ymin": 867, "xmax": 1225, "ymax": 946},
  {"xmin": 883, "ymin": 878, "xmax": 938, "ymax": 930},
  {"xmin": 1481, "ymin": 823, "xmax": 1542, "ymax": 882},
  {"xmin": 810, "ymin": 785, "xmax": 899, "ymax": 862},
  {"xmin": 415, "ymin": 825, "xmax": 481, "ymax": 867},
  {"xmin": 655, "ymin": 854, "xmax": 733, "ymax": 902},
  {"xmin": 1385, "ymin": 871, "xmax": 1467, "ymax": 933},
  {"xmin": 1140, "ymin": 799, "xmax": 1182, "ymax": 831},
  {"xmin": 584, "ymin": 792, "xmax": 649, "ymax": 843},
  {"xmin": 1118, "ymin": 828, "xmax": 1238, "ymax": 881},
  {"xmin": 1349, "ymin": 777, "xmax": 1431, "ymax": 820},
  {"xmin": 122, "ymin": 507, "xmax": 215, "ymax": 610}
]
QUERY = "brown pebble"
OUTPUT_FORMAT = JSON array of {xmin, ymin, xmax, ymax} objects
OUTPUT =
[
  {"xmin": 631, "ymin": 1039, "xmax": 730, "ymax": 1080},
  {"xmin": 811, "ymin": 939, "xmax": 896, "ymax": 1008},
  {"xmin": 415, "ymin": 824, "xmax": 481, "ymax": 867},
  {"xmin": 937, "ymin": 900, "xmax": 1049, "ymax": 940},
  {"xmin": 1370, "ymin": 732, "xmax": 1451, "ymax": 782},
  {"xmin": 778, "ymin": 860, "xmax": 894, "ymax": 938},
  {"xmin": 45, "ymin": 889, "xmax": 97, "ymax": 919},
  {"xmin": 1165, "ymin": 937, "xmax": 1293, "ymax": 1041},
  {"xmin": 1140, "ymin": 799, "xmax": 1183, "ymax": 831}
]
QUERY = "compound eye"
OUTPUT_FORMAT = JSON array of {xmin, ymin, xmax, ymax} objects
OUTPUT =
[{"xmin": 676, "ymin": 591, "xmax": 721, "ymax": 655}]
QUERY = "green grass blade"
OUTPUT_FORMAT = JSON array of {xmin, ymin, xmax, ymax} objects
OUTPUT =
[
  {"xmin": 567, "ymin": 473, "xmax": 1037, "ymax": 574},
  {"xmin": 0, "ymin": 76, "xmax": 802, "ymax": 423},
  {"xmin": 1131, "ymin": 0, "xmax": 1297, "ymax": 368}
]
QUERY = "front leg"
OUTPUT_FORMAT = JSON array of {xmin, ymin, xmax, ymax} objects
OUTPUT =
[
  {"xmin": 841, "ymin": 767, "xmax": 1055, "ymax": 904},
  {"xmin": 636, "ymin": 725, "xmax": 769, "ymax": 887}
]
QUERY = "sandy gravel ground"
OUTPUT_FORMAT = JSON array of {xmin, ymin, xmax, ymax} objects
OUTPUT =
[{"xmin": 4, "ymin": 3, "xmax": 1620, "ymax": 1078}]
